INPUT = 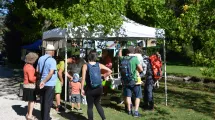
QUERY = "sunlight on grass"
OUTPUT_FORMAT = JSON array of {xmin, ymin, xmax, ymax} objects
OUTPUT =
[
  {"xmin": 54, "ymin": 80, "xmax": 215, "ymax": 120},
  {"xmin": 167, "ymin": 65, "xmax": 205, "ymax": 78}
]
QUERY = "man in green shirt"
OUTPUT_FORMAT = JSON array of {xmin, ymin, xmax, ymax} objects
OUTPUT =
[{"xmin": 119, "ymin": 46, "xmax": 143, "ymax": 117}]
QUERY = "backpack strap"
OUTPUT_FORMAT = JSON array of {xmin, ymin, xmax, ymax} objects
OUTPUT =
[
  {"xmin": 122, "ymin": 56, "xmax": 134, "ymax": 61},
  {"xmin": 121, "ymin": 56, "xmax": 134, "ymax": 79},
  {"xmin": 87, "ymin": 62, "xmax": 99, "ymax": 69},
  {"xmin": 40, "ymin": 56, "xmax": 51, "ymax": 76},
  {"xmin": 127, "ymin": 56, "xmax": 134, "ymax": 78},
  {"xmin": 128, "ymin": 56, "xmax": 134, "ymax": 61}
]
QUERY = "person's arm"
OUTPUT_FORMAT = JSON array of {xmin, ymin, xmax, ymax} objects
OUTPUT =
[
  {"xmin": 42, "ymin": 70, "xmax": 55, "ymax": 83},
  {"xmin": 58, "ymin": 61, "xmax": 64, "ymax": 84},
  {"xmin": 41, "ymin": 59, "xmax": 56, "ymax": 83},
  {"xmin": 81, "ymin": 64, "xmax": 87, "ymax": 94},
  {"xmin": 36, "ymin": 58, "xmax": 40, "ymax": 73},
  {"xmin": 118, "ymin": 48, "xmax": 122, "ymax": 57},
  {"xmin": 67, "ymin": 72, "xmax": 73, "ymax": 80},
  {"xmin": 105, "ymin": 57, "xmax": 112, "ymax": 69},
  {"xmin": 58, "ymin": 69, "xmax": 64, "ymax": 83},
  {"xmin": 27, "ymin": 66, "xmax": 37, "ymax": 83},
  {"xmin": 137, "ymin": 64, "xmax": 143, "ymax": 73},
  {"xmin": 99, "ymin": 63, "xmax": 112, "ymax": 78},
  {"xmin": 36, "ymin": 63, "xmax": 39, "ymax": 73}
]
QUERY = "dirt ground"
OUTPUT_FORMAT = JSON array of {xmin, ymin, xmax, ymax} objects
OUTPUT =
[{"xmin": 0, "ymin": 66, "xmax": 60, "ymax": 120}]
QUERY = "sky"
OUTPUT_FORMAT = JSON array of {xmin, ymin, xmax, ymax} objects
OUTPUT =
[{"xmin": 0, "ymin": 0, "xmax": 13, "ymax": 15}]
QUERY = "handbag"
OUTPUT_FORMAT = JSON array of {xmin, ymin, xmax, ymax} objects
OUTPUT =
[
  {"xmin": 35, "ymin": 56, "xmax": 51, "ymax": 94},
  {"xmin": 19, "ymin": 83, "xmax": 23, "ymax": 97}
]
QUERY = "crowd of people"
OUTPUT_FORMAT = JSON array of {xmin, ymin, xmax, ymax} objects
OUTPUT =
[{"xmin": 22, "ymin": 44, "xmax": 161, "ymax": 120}]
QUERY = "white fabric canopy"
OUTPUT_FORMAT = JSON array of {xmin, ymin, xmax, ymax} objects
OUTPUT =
[{"xmin": 42, "ymin": 18, "xmax": 165, "ymax": 41}]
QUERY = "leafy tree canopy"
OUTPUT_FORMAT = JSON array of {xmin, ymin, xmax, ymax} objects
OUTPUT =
[
  {"xmin": 5, "ymin": 0, "xmax": 215, "ymax": 76},
  {"xmin": 26, "ymin": 0, "xmax": 127, "ymax": 34}
]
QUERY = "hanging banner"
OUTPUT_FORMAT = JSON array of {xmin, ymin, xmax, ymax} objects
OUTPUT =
[{"xmin": 95, "ymin": 41, "xmax": 117, "ymax": 49}]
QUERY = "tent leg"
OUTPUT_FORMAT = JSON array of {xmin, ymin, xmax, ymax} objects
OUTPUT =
[
  {"xmin": 163, "ymin": 39, "xmax": 167, "ymax": 106},
  {"xmin": 64, "ymin": 34, "xmax": 68, "ymax": 111}
]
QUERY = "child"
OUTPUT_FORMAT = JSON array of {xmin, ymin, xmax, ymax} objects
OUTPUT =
[{"xmin": 70, "ymin": 73, "xmax": 82, "ymax": 111}]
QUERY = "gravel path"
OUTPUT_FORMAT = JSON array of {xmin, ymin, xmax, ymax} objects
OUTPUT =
[{"xmin": 0, "ymin": 66, "xmax": 61, "ymax": 120}]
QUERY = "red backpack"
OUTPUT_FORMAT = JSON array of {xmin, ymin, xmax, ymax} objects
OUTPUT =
[{"xmin": 149, "ymin": 54, "xmax": 162, "ymax": 81}]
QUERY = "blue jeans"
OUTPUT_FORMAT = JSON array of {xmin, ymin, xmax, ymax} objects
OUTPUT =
[{"xmin": 144, "ymin": 76, "xmax": 154, "ymax": 106}]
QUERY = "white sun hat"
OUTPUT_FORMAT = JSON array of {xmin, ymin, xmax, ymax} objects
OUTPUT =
[{"xmin": 45, "ymin": 44, "xmax": 55, "ymax": 51}]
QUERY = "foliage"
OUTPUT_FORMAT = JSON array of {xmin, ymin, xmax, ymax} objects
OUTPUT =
[
  {"xmin": 3, "ymin": 0, "xmax": 43, "ymax": 63},
  {"xmin": 26, "ymin": 0, "xmax": 127, "ymax": 34},
  {"xmin": 3, "ymin": 0, "xmax": 215, "ymax": 76},
  {"xmin": 127, "ymin": 0, "xmax": 215, "ymax": 77}
]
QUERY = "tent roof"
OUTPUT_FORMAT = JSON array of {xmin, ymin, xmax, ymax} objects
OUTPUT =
[
  {"xmin": 43, "ymin": 17, "xmax": 165, "ymax": 41},
  {"xmin": 22, "ymin": 40, "xmax": 42, "ymax": 50}
]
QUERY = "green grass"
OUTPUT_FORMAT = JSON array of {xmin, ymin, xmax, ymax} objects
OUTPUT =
[
  {"xmin": 53, "ymin": 80, "xmax": 215, "ymax": 120},
  {"xmin": 167, "ymin": 65, "xmax": 207, "ymax": 78}
]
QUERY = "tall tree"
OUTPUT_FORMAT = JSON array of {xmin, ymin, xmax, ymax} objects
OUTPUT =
[{"xmin": 3, "ymin": 0, "xmax": 43, "ymax": 63}]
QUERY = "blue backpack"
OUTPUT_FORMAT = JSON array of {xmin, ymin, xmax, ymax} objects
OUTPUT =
[
  {"xmin": 120, "ymin": 56, "xmax": 135, "ymax": 86},
  {"xmin": 87, "ymin": 62, "xmax": 102, "ymax": 88}
]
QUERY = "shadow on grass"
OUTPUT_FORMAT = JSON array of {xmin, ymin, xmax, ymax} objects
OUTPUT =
[
  {"xmin": 100, "ymin": 90, "xmax": 126, "ymax": 112},
  {"xmin": 12, "ymin": 105, "xmax": 41, "ymax": 119},
  {"xmin": 58, "ymin": 102, "xmax": 88, "ymax": 120},
  {"xmin": 58, "ymin": 111, "xmax": 88, "ymax": 120},
  {"xmin": 155, "ymin": 82, "xmax": 215, "ymax": 119},
  {"xmin": 101, "ymin": 89, "xmax": 174, "ymax": 120}
]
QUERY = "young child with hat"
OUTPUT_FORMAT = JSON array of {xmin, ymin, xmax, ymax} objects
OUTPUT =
[{"xmin": 69, "ymin": 73, "xmax": 82, "ymax": 111}]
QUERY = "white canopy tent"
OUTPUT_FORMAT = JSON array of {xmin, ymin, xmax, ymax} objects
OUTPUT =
[
  {"xmin": 43, "ymin": 17, "xmax": 165, "ymax": 41},
  {"xmin": 42, "ymin": 17, "xmax": 167, "ymax": 109}
]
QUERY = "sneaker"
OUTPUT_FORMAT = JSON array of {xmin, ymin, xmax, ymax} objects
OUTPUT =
[
  {"xmin": 55, "ymin": 105, "xmax": 60, "ymax": 112},
  {"xmin": 130, "ymin": 104, "xmax": 133, "ymax": 114},
  {"xmin": 128, "ymin": 111, "xmax": 132, "ymax": 115},
  {"xmin": 133, "ymin": 111, "xmax": 141, "ymax": 117}
]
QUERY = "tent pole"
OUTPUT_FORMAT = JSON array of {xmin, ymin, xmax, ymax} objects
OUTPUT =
[
  {"xmin": 163, "ymin": 38, "xmax": 167, "ymax": 106},
  {"xmin": 145, "ymin": 39, "xmax": 148, "ymax": 55},
  {"xmin": 64, "ymin": 29, "xmax": 68, "ymax": 111}
]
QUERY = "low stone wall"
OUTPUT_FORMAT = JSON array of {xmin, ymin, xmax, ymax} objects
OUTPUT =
[{"xmin": 167, "ymin": 75, "xmax": 215, "ymax": 84}]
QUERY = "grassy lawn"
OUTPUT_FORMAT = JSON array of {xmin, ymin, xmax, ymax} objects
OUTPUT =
[
  {"xmin": 167, "ymin": 65, "xmax": 204, "ymax": 78},
  {"xmin": 9, "ymin": 62, "xmax": 215, "ymax": 119},
  {"xmin": 53, "ymin": 80, "xmax": 215, "ymax": 120}
]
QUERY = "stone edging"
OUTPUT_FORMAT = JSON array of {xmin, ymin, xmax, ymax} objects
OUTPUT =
[{"xmin": 167, "ymin": 75, "xmax": 215, "ymax": 83}]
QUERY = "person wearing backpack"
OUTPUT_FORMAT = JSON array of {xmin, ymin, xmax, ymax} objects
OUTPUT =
[
  {"xmin": 143, "ymin": 52, "xmax": 162, "ymax": 111},
  {"xmin": 143, "ymin": 57, "xmax": 155, "ymax": 111},
  {"xmin": 119, "ymin": 46, "xmax": 143, "ymax": 117},
  {"xmin": 81, "ymin": 50, "xmax": 112, "ymax": 120}
]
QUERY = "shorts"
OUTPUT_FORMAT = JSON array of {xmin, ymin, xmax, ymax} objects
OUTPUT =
[
  {"xmin": 123, "ymin": 85, "xmax": 142, "ymax": 98},
  {"xmin": 70, "ymin": 94, "xmax": 81, "ymax": 103},
  {"xmin": 55, "ymin": 79, "xmax": 62, "ymax": 94}
]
